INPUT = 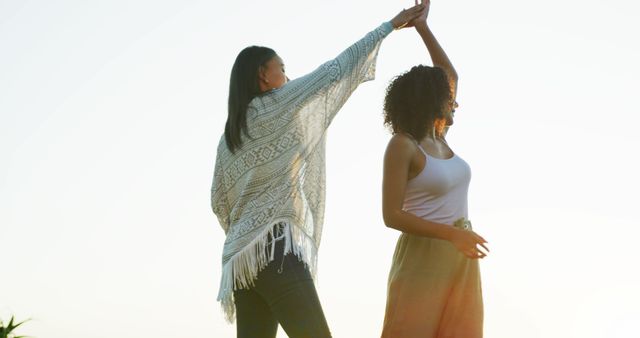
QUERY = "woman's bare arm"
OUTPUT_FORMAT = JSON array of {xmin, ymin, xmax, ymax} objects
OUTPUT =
[
  {"xmin": 382, "ymin": 134, "xmax": 488, "ymax": 258},
  {"xmin": 382, "ymin": 134, "xmax": 457, "ymax": 240},
  {"xmin": 412, "ymin": 0, "xmax": 458, "ymax": 96}
]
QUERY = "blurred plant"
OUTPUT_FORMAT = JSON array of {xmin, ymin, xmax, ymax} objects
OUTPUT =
[{"xmin": 0, "ymin": 316, "xmax": 30, "ymax": 338}]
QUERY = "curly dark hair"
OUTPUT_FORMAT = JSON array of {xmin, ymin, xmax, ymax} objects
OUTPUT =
[{"xmin": 383, "ymin": 65, "xmax": 452, "ymax": 141}]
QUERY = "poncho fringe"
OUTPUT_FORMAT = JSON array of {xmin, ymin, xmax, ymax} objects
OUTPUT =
[{"xmin": 217, "ymin": 221, "xmax": 318, "ymax": 322}]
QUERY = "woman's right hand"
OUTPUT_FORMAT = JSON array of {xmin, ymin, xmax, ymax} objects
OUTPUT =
[
  {"xmin": 390, "ymin": 2, "xmax": 428, "ymax": 29},
  {"xmin": 410, "ymin": 0, "xmax": 431, "ymax": 29},
  {"xmin": 449, "ymin": 228, "xmax": 490, "ymax": 259}
]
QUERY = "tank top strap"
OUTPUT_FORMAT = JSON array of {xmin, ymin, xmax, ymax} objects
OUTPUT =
[
  {"xmin": 411, "ymin": 138, "xmax": 429, "ymax": 157},
  {"xmin": 403, "ymin": 133, "xmax": 429, "ymax": 157},
  {"xmin": 415, "ymin": 143, "xmax": 429, "ymax": 157}
]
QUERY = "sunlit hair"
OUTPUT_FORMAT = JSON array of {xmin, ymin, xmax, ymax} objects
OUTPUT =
[
  {"xmin": 383, "ymin": 65, "xmax": 452, "ymax": 141},
  {"xmin": 434, "ymin": 118, "xmax": 447, "ymax": 137},
  {"xmin": 225, "ymin": 46, "xmax": 277, "ymax": 153}
]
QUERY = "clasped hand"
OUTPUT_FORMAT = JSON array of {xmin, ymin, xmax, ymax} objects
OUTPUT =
[{"xmin": 391, "ymin": 0, "xmax": 430, "ymax": 29}]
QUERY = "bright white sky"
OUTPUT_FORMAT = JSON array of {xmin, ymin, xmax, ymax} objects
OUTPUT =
[{"xmin": 1, "ymin": 0, "xmax": 639, "ymax": 337}]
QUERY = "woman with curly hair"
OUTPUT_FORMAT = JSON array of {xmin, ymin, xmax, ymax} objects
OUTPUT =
[{"xmin": 380, "ymin": 1, "xmax": 489, "ymax": 337}]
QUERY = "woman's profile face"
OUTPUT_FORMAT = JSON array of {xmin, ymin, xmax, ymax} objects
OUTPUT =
[
  {"xmin": 260, "ymin": 55, "xmax": 288, "ymax": 91},
  {"xmin": 445, "ymin": 100, "xmax": 458, "ymax": 126}
]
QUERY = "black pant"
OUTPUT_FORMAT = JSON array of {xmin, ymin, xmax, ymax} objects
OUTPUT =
[{"xmin": 234, "ymin": 226, "xmax": 332, "ymax": 338}]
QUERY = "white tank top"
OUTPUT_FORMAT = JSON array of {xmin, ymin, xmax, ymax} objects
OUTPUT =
[{"xmin": 403, "ymin": 143, "xmax": 472, "ymax": 225}]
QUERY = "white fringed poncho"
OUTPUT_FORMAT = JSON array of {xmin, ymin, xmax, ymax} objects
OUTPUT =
[{"xmin": 211, "ymin": 21, "xmax": 393, "ymax": 321}]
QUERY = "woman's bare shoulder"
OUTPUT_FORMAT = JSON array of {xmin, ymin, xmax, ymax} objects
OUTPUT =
[{"xmin": 386, "ymin": 133, "xmax": 418, "ymax": 158}]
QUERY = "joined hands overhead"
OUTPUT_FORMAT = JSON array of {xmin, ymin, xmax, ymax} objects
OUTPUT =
[{"xmin": 390, "ymin": 1, "xmax": 428, "ymax": 29}]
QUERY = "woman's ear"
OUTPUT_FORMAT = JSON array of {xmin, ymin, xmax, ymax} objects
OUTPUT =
[{"xmin": 258, "ymin": 66, "xmax": 269, "ymax": 84}]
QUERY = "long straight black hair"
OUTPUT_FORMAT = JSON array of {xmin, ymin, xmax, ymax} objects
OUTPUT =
[{"xmin": 225, "ymin": 46, "xmax": 276, "ymax": 153}]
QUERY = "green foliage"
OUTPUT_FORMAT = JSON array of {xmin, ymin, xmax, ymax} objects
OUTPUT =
[{"xmin": 0, "ymin": 316, "xmax": 30, "ymax": 338}]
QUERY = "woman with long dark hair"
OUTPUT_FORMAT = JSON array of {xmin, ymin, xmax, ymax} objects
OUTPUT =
[
  {"xmin": 381, "ymin": 1, "xmax": 489, "ymax": 337},
  {"xmin": 211, "ymin": 4, "xmax": 427, "ymax": 337}
]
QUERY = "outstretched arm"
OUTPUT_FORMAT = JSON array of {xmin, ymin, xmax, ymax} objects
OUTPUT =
[
  {"xmin": 411, "ymin": 0, "xmax": 458, "ymax": 96},
  {"xmin": 267, "ymin": 4, "xmax": 428, "ymax": 129}
]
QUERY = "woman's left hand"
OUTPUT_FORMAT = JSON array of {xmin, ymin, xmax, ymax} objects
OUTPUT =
[{"xmin": 390, "ymin": 2, "xmax": 428, "ymax": 29}]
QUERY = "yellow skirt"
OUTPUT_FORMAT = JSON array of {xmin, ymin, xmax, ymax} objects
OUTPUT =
[{"xmin": 381, "ymin": 226, "xmax": 483, "ymax": 338}]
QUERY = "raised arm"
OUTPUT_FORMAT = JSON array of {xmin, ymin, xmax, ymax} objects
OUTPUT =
[
  {"xmin": 258, "ymin": 4, "xmax": 428, "ymax": 133},
  {"xmin": 411, "ymin": 0, "xmax": 458, "ymax": 96},
  {"xmin": 271, "ymin": 3, "xmax": 427, "ymax": 107}
]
